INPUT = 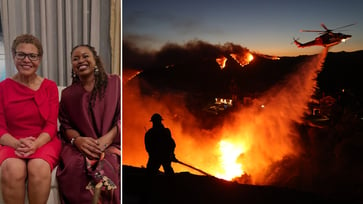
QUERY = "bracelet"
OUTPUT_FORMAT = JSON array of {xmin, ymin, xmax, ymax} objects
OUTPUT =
[{"xmin": 70, "ymin": 136, "xmax": 79, "ymax": 145}]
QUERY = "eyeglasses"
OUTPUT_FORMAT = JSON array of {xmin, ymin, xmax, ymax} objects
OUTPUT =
[{"xmin": 15, "ymin": 52, "xmax": 40, "ymax": 61}]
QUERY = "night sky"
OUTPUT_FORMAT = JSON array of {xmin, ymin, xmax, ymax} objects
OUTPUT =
[{"xmin": 123, "ymin": 0, "xmax": 363, "ymax": 57}]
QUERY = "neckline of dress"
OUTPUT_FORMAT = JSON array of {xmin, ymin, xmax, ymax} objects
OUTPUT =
[{"xmin": 8, "ymin": 77, "xmax": 46, "ymax": 92}]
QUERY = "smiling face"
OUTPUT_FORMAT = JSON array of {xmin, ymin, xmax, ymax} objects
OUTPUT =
[
  {"xmin": 71, "ymin": 46, "xmax": 96, "ymax": 79},
  {"xmin": 13, "ymin": 43, "xmax": 41, "ymax": 77}
]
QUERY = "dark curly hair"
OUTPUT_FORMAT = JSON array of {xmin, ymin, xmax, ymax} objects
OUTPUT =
[{"xmin": 71, "ymin": 44, "xmax": 108, "ymax": 108}]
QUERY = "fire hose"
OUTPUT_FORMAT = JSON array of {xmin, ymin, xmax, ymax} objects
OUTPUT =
[
  {"xmin": 173, "ymin": 157, "xmax": 214, "ymax": 177},
  {"xmin": 143, "ymin": 127, "xmax": 213, "ymax": 177}
]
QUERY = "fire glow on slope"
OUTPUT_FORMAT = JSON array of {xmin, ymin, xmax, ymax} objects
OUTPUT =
[
  {"xmin": 209, "ymin": 48, "xmax": 329, "ymax": 182},
  {"xmin": 230, "ymin": 52, "xmax": 254, "ymax": 67},
  {"xmin": 216, "ymin": 52, "xmax": 254, "ymax": 69},
  {"xmin": 215, "ymin": 140, "xmax": 245, "ymax": 180},
  {"xmin": 122, "ymin": 48, "xmax": 329, "ymax": 184}
]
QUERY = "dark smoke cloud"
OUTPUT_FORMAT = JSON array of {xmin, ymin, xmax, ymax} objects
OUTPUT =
[
  {"xmin": 123, "ymin": 39, "xmax": 250, "ymax": 71},
  {"xmin": 123, "ymin": 39, "xmax": 156, "ymax": 70}
]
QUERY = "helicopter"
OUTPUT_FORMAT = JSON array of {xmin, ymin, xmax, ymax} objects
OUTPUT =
[{"xmin": 294, "ymin": 23, "xmax": 354, "ymax": 48}]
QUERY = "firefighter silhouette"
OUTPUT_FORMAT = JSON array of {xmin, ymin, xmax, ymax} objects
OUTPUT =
[{"xmin": 145, "ymin": 113, "xmax": 176, "ymax": 176}]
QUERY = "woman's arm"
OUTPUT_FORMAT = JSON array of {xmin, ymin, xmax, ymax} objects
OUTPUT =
[
  {"xmin": 0, "ymin": 133, "xmax": 20, "ymax": 148},
  {"xmin": 63, "ymin": 128, "xmax": 81, "ymax": 143},
  {"xmin": 41, "ymin": 81, "xmax": 59, "ymax": 140},
  {"xmin": 66, "ymin": 128, "xmax": 103, "ymax": 159}
]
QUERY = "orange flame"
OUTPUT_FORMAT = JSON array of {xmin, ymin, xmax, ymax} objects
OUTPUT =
[
  {"xmin": 122, "ymin": 69, "xmax": 142, "ymax": 84},
  {"xmin": 230, "ymin": 52, "xmax": 254, "ymax": 67},
  {"xmin": 214, "ymin": 140, "xmax": 245, "ymax": 180},
  {"xmin": 247, "ymin": 53, "xmax": 254, "ymax": 62},
  {"xmin": 216, "ymin": 52, "xmax": 253, "ymax": 69},
  {"xmin": 216, "ymin": 56, "xmax": 227, "ymax": 69}
]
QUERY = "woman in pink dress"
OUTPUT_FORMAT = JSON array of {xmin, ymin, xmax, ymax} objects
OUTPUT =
[
  {"xmin": 0, "ymin": 34, "xmax": 61, "ymax": 203},
  {"xmin": 56, "ymin": 44, "xmax": 120, "ymax": 204}
]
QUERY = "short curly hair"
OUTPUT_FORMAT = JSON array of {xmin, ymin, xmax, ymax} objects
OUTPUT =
[{"xmin": 11, "ymin": 34, "xmax": 43, "ymax": 57}]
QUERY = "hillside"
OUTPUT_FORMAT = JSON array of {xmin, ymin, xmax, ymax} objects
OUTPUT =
[
  {"xmin": 123, "ymin": 165, "xmax": 337, "ymax": 204},
  {"xmin": 125, "ymin": 42, "xmax": 363, "ymax": 107}
]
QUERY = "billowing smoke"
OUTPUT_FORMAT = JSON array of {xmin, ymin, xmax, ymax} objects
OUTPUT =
[{"xmin": 231, "ymin": 48, "xmax": 328, "ymax": 184}]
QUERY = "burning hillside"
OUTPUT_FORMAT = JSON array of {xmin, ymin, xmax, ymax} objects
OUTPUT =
[
  {"xmin": 123, "ymin": 41, "xmax": 363, "ymax": 202},
  {"xmin": 123, "ymin": 39, "xmax": 325, "ymax": 180}
]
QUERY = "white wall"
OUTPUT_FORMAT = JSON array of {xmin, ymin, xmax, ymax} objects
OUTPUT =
[{"xmin": 0, "ymin": 39, "xmax": 5, "ymax": 81}]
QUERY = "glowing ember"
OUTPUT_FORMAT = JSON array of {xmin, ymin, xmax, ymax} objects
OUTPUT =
[
  {"xmin": 215, "ymin": 140, "xmax": 245, "ymax": 181},
  {"xmin": 230, "ymin": 52, "xmax": 254, "ymax": 67},
  {"xmin": 247, "ymin": 53, "xmax": 254, "ymax": 62},
  {"xmin": 216, "ymin": 52, "xmax": 253, "ymax": 69},
  {"xmin": 122, "ymin": 69, "xmax": 142, "ymax": 84},
  {"xmin": 216, "ymin": 56, "xmax": 227, "ymax": 69}
]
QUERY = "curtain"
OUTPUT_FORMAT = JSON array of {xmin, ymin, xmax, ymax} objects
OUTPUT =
[
  {"xmin": 0, "ymin": 0, "xmax": 119, "ymax": 86},
  {"xmin": 110, "ymin": 0, "xmax": 120, "ymax": 75}
]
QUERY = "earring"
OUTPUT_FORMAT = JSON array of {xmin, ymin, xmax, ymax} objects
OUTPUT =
[
  {"xmin": 72, "ymin": 70, "xmax": 77, "ymax": 78},
  {"xmin": 94, "ymin": 66, "xmax": 100, "ymax": 75}
]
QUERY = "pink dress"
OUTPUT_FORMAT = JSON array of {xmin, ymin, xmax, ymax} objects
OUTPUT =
[{"xmin": 0, "ymin": 78, "xmax": 61, "ymax": 170}]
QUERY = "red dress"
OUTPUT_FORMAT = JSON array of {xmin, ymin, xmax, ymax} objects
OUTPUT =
[{"xmin": 0, "ymin": 78, "xmax": 61, "ymax": 170}]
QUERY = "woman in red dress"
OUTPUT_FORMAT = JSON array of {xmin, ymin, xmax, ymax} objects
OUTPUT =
[
  {"xmin": 0, "ymin": 34, "xmax": 61, "ymax": 203},
  {"xmin": 56, "ymin": 44, "xmax": 120, "ymax": 204}
]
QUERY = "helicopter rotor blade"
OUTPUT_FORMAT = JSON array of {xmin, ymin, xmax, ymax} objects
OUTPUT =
[
  {"xmin": 299, "ymin": 23, "xmax": 355, "ymax": 34},
  {"xmin": 321, "ymin": 23, "xmax": 329, "ymax": 31},
  {"xmin": 331, "ymin": 23, "xmax": 356, "ymax": 31},
  {"xmin": 300, "ymin": 29, "xmax": 325, "ymax": 32}
]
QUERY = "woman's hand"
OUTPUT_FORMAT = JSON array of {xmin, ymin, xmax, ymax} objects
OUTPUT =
[
  {"xmin": 74, "ymin": 137, "xmax": 103, "ymax": 159},
  {"xmin": 15, "ymin": 136, "xmax": 37, "ymax": 157},
  {"xmin": 96, "ymin": 126, "xmax": 118, "ymax": 152},
  {"xmin": 96, "ymin": 138, "xmax": 110, "ymax": 152}
]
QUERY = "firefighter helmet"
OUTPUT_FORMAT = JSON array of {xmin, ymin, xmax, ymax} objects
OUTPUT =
[{"xmin": 150, "ymin": 113, "xmax": 163, "ymax": 122}]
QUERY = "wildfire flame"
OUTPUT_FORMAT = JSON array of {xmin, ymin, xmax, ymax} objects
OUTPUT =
[
  {"xmin": 247, "ymin": 53, "xmax": 254, "ymax": 62},
  {"xmin": 215, "ymin": 140, "xmax": 245, "ymax": 180},
  {"xmin": 230, "ymin": 52, "xmax": 254, "ymax": 67},
  {"xmin": 216, "ymin": 52, "xmax": 253, "ymax": 69},
  {"xmin": 216, "ymin": 56, "xmax": 227, "ymax": 69},
  {"xmin": 122, "ymin": 69, "xmax": 142, "ymax": 84}
]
